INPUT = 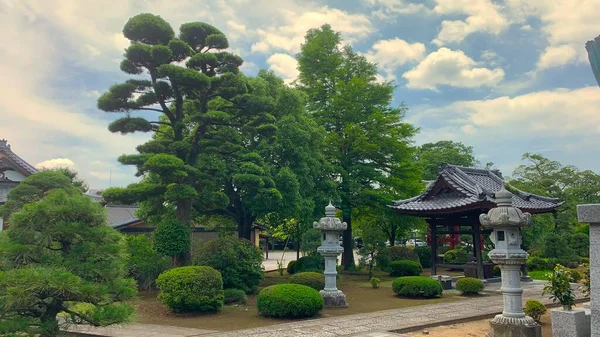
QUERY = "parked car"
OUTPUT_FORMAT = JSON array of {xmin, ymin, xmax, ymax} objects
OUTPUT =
[{"xmin": 407, "ymin": 239, "xmax": 426, "ymax": 247}]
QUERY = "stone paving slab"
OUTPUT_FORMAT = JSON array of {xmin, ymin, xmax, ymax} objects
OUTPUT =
[{"xmin": 67, "ymin": 322, "xmax": 217, "ymax": 337}]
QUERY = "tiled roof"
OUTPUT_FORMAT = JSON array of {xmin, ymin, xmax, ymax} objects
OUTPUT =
[
  {"xmin": 0, "ymin": 139, "xmax": 37, "ymax": 175},
  {"xmin": 391, "ymin": 163, "xmax": 562, "ymax": 215},
  {"xmin": 105, "ymin": 205, "xmax": 141, "ymax": 229}
]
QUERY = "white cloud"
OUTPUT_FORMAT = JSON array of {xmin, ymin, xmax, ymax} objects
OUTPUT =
[
  {"xmin": 365, "ymin": 38, "xmax": 425, "ymax": 81},
  {"xmin": 251, "ymin": 7, "xmax": 373, "ymax": 54},
  {"xmin": 267, "ymin": 53, "xmax": 299, "ymax": 84},
  {"xmin": 402, "ymin": 48, "xmax": 505, "ymax": 90},
  {"xmin": 520, "ymin": 24, "xmax": 532, "ymax": 31},
  {"xmin": 432, "ymin": 0, "xmax": 509, "ymax": 45},
  {"xmin": 537, "ymin": 45, "xmax": 577, "ymax": 70},
  {"xmin": 36, "ymin": 158, "xmax": 76, "ymax": 170},
  {"xmin": 363, "ymin": 0, "xmax": 430, "ymax": 20}
]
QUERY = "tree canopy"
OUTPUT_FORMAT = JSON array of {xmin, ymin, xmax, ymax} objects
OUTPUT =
[{"xmin": 416, "ymin": 140, "xmax": 477, "ymax": 180}]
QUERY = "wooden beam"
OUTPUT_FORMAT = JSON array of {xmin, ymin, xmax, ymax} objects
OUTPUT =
[{"xmin": 431, "ymin": 222, "xmax": 437, "ymax": 276}]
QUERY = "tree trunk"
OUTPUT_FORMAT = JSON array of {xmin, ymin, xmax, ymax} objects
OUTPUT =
[
  {"xmin": 238, "ymin": 218, "xmax": 253, "ymax": 240},
  {"xmin": 390, "ymin": 224, "xmax": 397, "ymax": 246},
  {"xmin": 176, "ymin": 199, "xmax": 193, "ymax": 266},
  {"xmin": 40, "ymin": 304, "xmax": 60, "ymax": 337},
  {"xmin": 342, "ymin": 213, "xmax": 355, "ymax": 270}
]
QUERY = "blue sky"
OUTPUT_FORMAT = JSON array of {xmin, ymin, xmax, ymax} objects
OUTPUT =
[{"xmin": 1, "ymin": 0, "xmax": 599, "ymax": 189}]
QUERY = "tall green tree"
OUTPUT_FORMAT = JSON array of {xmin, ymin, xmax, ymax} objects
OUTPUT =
[
  {"xmin": 0, "ymin": 190, "xmax": 136, "ymax": 337},
  {"xmin": 297, "ymin": 25, "xmax": 421, "ymax": 269},
  {"xmin": 416, "ymin": 140, "xmax": 477, "ymax": 180},
  {"xmin": 98, "ymin": 14, "xmax": 276, "ymax": 254}
]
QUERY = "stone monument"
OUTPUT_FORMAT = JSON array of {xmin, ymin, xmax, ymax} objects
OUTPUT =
[
  {"xmin": 577, "ymin": 204, "xmax": 600, "ymax": 333},
  {"xmin": 480, "ymin": 186, "xmax": 541, "ymax": 337},
  {"xmin": 313, "ymin": 202, "xmax": 348, "ymax": 308}
]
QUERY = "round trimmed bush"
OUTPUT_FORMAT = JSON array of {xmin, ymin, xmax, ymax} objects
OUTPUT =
[
  {"xmin": 527, "ymin": 256, "xmax": 553, "ymax": 271},
  {"xmin": 456, "ymin": 277, "xmax": 484, "ymax": 295},
  {"xmin": 294, "ymin": 255, "xmax": 324, "ymax": 273},
  {"xmin": 224, "ymin": 288, "xmax": 247, "ymax": 305},
  {"xmin": 287, "ymin": 260, "xmax": 297, "ymax": 274},
  {"xmin": 257, "ymin": 284, "xmax": 324, "ymax": 318},
  {"xmin": 156, "ymin": 266, "xmax": 224, "ymax": 313},
  {"xmin": 524, "ymin": 299, "xmax": 547, "ymax": 322},
  {"xmin": 392, "ymin": 276, "xmax": 442, "ymax": 298},
  {"xmin": 388, "ymin": 260, "xmax": 422, "ymax": 277},
  {"xmin": 290, "ymin": 272, "xmax": 325, "ymax": 290},
  {"xmin": 443, "ymin": 248, "xmax": 469, "ymax": 264},
  {"xmin": 195, "ymin": 236, "xmax": 264, "ymax": 293}
]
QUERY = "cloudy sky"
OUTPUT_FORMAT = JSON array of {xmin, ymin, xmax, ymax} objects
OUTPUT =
[{"xmin": 1, "ymin": 0, "xmax": 599, "ymax": 189}]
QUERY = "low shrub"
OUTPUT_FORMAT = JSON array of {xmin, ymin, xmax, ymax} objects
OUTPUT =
[
  {"xmin": 156, "ymin": 266, "xmax": 223, "ymax": 313},
  {"xmin": 524, "ymin": 299, "xmax": 547, "ymax": 322},
  {"xmin": 294, "ymin": 255, "xmax": 325, "ymax": 274},
  {"xmin": 392, "ymin": 276, "xmax": 442, "ymax": 298},
  {"xmin": 414, "ymin": 246, "xmax": 432, "ymax": 268},
  {"xmin": 290, "ymin": 272, "xmax": 325, "ymax": 291},
  {"xmin": 456, "ymin": 277, "xmax": 484, "ymax": 295},
  {"xmin": 257, "ymin": 284, "xmax": 324, "ymax": 318},
  {"xmin": 195, "ymin": 236, "xmax": 264, "ymax": 294},
  {"xmin": 527, "ymin": 249, "xmax": 542, "ymax": 257},
  {"xmin": 437, "ymin": 245, "xmax": 451, "ymax": 255},
  {"xmin": 287, "ymin": 260, "xmax": 297, "ymax": 274},
  {"xmin": 526, "ymin": 256, "xmax": 554, "ymax": 271},
  {"xmin": 223, "ymin": 289, "xmax": 247, "ymax": 305},
  {"xmin": 370, "ymin": 277, "xmax": 381, "ymax": 289},
  {"xmin": 388, "ymin": 260, "xmax": 422, "ymax": 277},
  {"xmin": 569, "ymin": 233, "xmax": 589, "ymax": 258},
  {"xmin": 125, "ymin": 235, "xmax": 171, "ymax": 291},
  {"xmin": 566, "ymin": 269, "xmax": 583, "ymax": 283},
  {"xmin": 581, "ymin": 257, "xmax": 590, "ymax": 264},
  {"xmin": 443, "ymin": 248, "xmax": 470, "ymax": 264},
  {"xmin": 493, "ymin": 265, "xmax": 501, "ymax": 277},
  {"xmin": 376, "ymin": 246, "xmax": 419, "ymax": 271}
]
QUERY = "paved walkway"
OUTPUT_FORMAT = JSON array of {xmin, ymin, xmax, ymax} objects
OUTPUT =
[
  {"xmin": 67, "ymin": 281, "xmax": 581, "ymax": 337},
  {"xmin": 263, "ymin": 251, "xmax": 361, "ymax": 272}
]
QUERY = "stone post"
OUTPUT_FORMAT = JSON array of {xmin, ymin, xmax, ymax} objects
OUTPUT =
[
  {"xmin": 480, "ymin": 186, "xmax": 541, "ymax": 337},
  {"xmin": 577, "ymin": 204, "xmax": 600, "ymax": 333},
  {"xmin": 313, "ymin": 202, "xmax": 348, "ymax": 308}
]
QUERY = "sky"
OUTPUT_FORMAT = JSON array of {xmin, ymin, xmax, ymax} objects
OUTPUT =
[{"xmin": 1, "ymin": 0, "xmax": 599, "ymax": 189}]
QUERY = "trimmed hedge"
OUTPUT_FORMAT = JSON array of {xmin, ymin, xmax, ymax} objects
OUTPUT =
[
  {"xmin": 388, "ymin": 260, "xmax": 422, "ymax": 277},
  {"xmin": 376, "ymin": 246, "xmax": 419, "ymax": 271},
  {"xmin": 524, "ymin": 299, "xmax": 547, "ymax": 322},
  {"xmin": 415, "ymin": 246, "xmax": 432, "ymax": 268},
  {"xmin": 287, "ymin": 260, "xmax": 297, "ymax": 274},
  {"xmin": 224, "ymin": 288, "xmax": 247, "ymax": 305},
  {"xmin": 290, "ymin": 272, "xmax": 325, "ymax": 291},
  {"xmin": 294, "ymin": 255, "xmax": 325, "ymax": 274},
  {"xmin": 392, "ymin": 276, "xmax": 442, "ymax": 298},
  {"xmin": 257, "ymin": 284, "xmax": 324, "ymax": 318},
  {"xmin": 443, "ymin": 248, "xmax": 470, "ymax": 264},
  {"xmin": 456, "ymin": 277, "xmax": 484, "ymax": 295},
  {"xmin": 156, "ymin": 266, "xmax": 224, "ymax": 313}
]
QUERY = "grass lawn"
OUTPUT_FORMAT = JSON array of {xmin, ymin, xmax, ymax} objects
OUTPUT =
[
  {"xmin": 528, "ymin": 270, "xmax": 551, "ymax": 280},
  {"xmin": 133, "ymin": 270, "xmax": 471, "ymax": 331}
]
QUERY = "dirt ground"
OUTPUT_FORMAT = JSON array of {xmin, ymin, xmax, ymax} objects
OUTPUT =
[{"xmin": 405, "ymin": 312, "xmax": 553, "ymax": 337}]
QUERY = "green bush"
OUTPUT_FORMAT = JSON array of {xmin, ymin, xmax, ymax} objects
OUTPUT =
[
  {"xmin": 195, "ymin": 236, "xmax": 264, "ymax": 293},
  {"xmin": 443, "ymin": 248, "xmax": 470, "ymax": 264},
  {"xmin": 125, "ymin": 235, "xmax": 171, "ymax": 291},
  {"xmin": 543, "ymin": 265, "xmax": 576, "ymax": 310},
  {"xmin": 456, "ymin": 277, "xmax": 484, "ymax": 295},
  {"xmin": 493, "ymin": 264, "xmax": 501, "ymax": 277},
  {"xmin": 257, "ymin": 284, "xmax": 324, "ymax": 318},
  {"xmin": 437, "ymin": 245, "xmax": 451, "ymax": 255},
  {"xmin": 287, "ymin": 260, "xmax": 297, "ymax": 274},
  {"xmin": 414, "ymin": 246, "xmax": 432, "ymax": 268},
  {"xmin": 543, "ymin": 233, "xmax": 577, "ymax": 262},
  {"xmin": 566, "ymin": 269, "xmax": 583, "ymax": 283},
  {"xmin": 388, "ymin": 260, "xmax": 422, "ymax": 277},
  {"xmin": 156, "ymin": 266, "xmax": 223, "ymax": 313},
  {"xmin": 527, "ymin": 256, "xmax": 554, "ymax": 271},
  {"xmin": 294, "ymin": 255, "xmax": 325, "ymax": 274},
  {"xmin": 223, "ymin": 289, "xmax": 247, "ymax": 305},
  {"xmin": 376, "ymin": 246, "xmax": 419, "ymax": 271},
  {"xmin": 370, "ymin": 277, "xmax": 381, "ymax": 289},
  {"xmin": 581, "ymin": 257, "xmax": 590, "ymax": 264},
  {"xmin": 290, "ymin": 272, "xmax": 325, "ymax": 291},
  {"xmin": 570, "ymin": 233, "xmax": 589, "ymax": 258},
  {"xmin": 524, "ymin": 299, "xmax": 547, "ymax": 322},
  {"xmin": 392, "ymin": 276, "xmax": 442, "ymax": 298}
]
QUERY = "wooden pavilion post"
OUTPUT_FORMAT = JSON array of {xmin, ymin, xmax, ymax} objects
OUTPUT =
[
  {"xmin": 430, "ymin": 221, "xmax": 437, "ymax": 276},
  {"xmin": 473, "ymin": 216, "xmax": 484, "ymax": 280}
]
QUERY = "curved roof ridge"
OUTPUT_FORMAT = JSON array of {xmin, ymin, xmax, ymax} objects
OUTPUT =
[
  {"xmin": 0, "ymin": 140, "xmax": 38, "ymax": 175},
  {"xmin": 443, "ymin": 165, "xmax": 485, "ymax": 196}
]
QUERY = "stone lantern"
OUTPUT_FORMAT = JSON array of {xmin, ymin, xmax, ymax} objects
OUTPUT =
[
  {"xmin": 313, "ymin": 202, "xmax": 348, "ymax": 308},
  {"xmin": 480, "ymin": 186, "xmax": 541, "ymax": 337}
]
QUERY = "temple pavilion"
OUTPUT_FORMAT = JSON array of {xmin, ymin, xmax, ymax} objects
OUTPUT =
[{"xmin": 390, "ymin": 163, "xmax": 562, "ymax": 279}]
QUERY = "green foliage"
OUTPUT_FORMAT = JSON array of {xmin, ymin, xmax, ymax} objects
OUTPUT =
[
  {"xmin": 297, "ymin": 24, "xmax": 421, "ymax": 269},
  {"xmin": 223, "ymin": 289, "xmax": 247, "ymax": 305},
  {"xmin": 156, "ymin": 266, "xmax": 223, "ymax": 313},
  {"xmin": 257, "ymin": 284, "xmax": 324, "ymax": 318},
  {"xmin": 125, "ymin": 235, "xmax": 170, "ymax": 290},
  {"xmin": 443, "ymin": 248, "xmax": 470, "ymax": 264},
  {"xmin": 0, "ymin": 190, "xmax": 136, "ymax": 337},
  {"xmin": 527, "ymin": 256, "xmax": 555, "ymax": 271},
  {"xmin": 580, "ymin": 263, "xmax": 590, "ymax": 297},
  {"xmin": 392, "ymin": 276, "xmax": 443, "ymax": 298},
  {"xmin": 569, "ymin": 233, "xmax": 589, "ymax": 257},
  {"xmin": 456, "ymin": 277, "xmax": 484, "ymax": 295},
  {"xmin": 194, "ymin": 236, "xmax": 264, "ymax": 293},
  {"xmin": 414, "ymin": 246, "xmax": 432, "ymax": 268},
  {"xmin": 528, "ymin": 271, "xmax": 551, "ymax": 280},
  {"xmin": 388, "ymin": 260, "xmax": 422, "ymax": 277},
  {"xmin": 152, "ymin": 218, "xmax": 191, "ymax": 260},
  {"xmin": 543, "ymin": 265, "xmax": 576, "ymax": 310},
  {"xmin": 300, "ymin": 228, "xmax": 322, "ymax": 256},
  {"xmin": 377, "ymin": 246, "xmax": 420, "ymax": 271},
  {"xmin": 524, "ymin": 299, "xmax": 547, "ymax": 322},
  {"xmin": 290, "ymin": 272, "xmax": 325, "ymax": 290},
  {"xmin": 370, "ymin": 277, "xmax": 381, "ymax": 289},
  {"xmin": 543, "ymin": 233, "xmax": 576, "ymax": 260},
  {"xmin": 287, "ymin": 260, "xmax": 297, "ymax": 275},
  {"xmin": 416, "ymin": 141, "xmax": 477, "ymax": 180},
  {"xmin": 566, "ymin": 269, "xmax": 583, "ymax": 283},
  {"xmin": 294, "ymin": 255, "xmax": 325, "ymax": 274}
]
